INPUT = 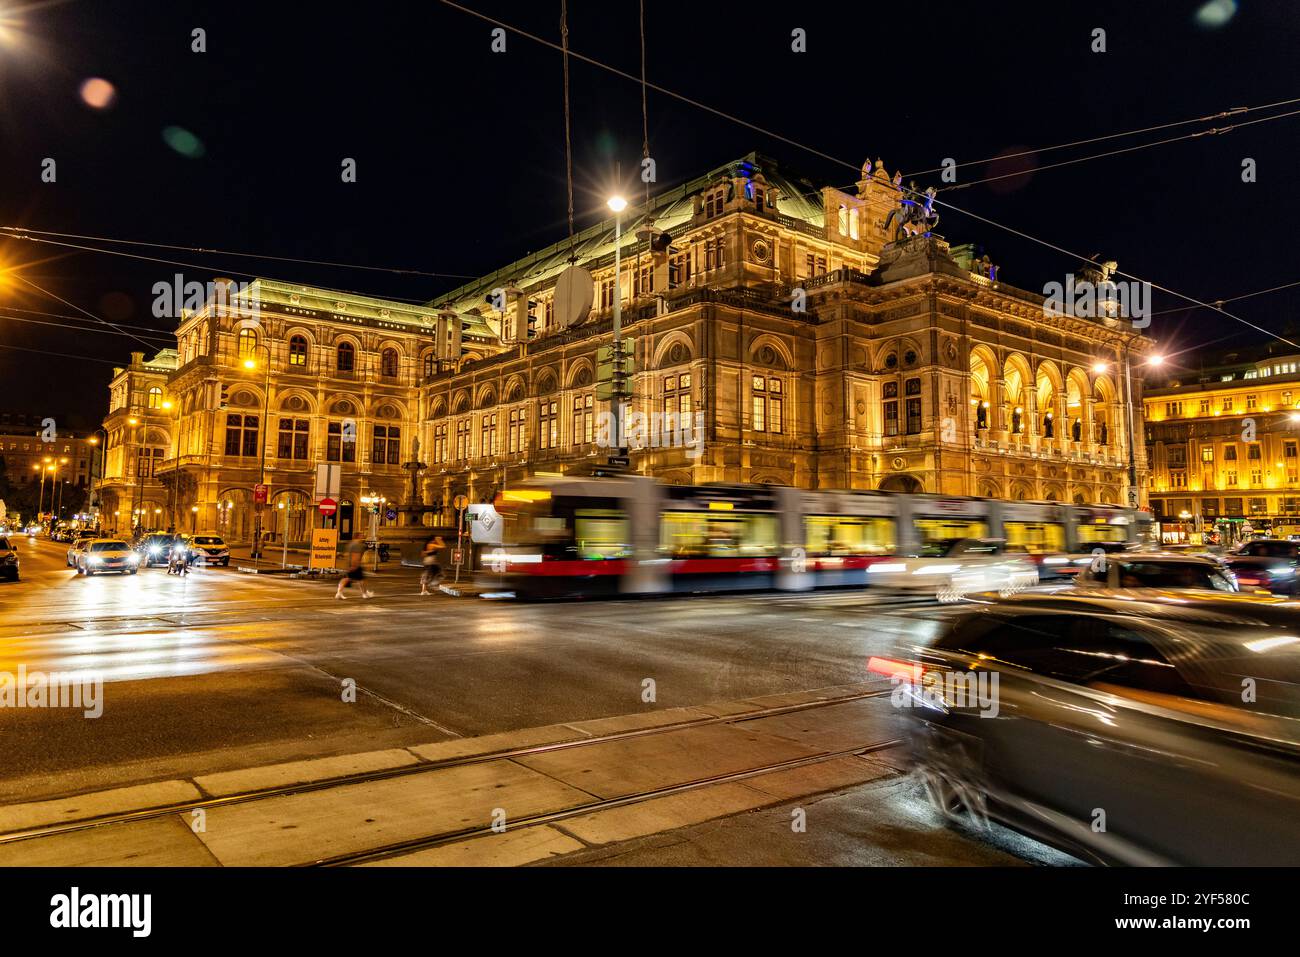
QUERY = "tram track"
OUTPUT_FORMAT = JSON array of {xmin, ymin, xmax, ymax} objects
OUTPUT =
[
  {"xmin": 0, "ymin": 686, "xmax": 894, "ymax": 849},
  {"xmin": 316, "ymin": 737, "xmax": 904, "ymax": 867}
]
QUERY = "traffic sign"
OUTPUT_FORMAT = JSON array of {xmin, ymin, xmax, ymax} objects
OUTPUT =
[
  {"xmin": 319, "ymin": 497, "xmax": 337, "ymax": 516},
  {"xmin": 453, "ymin": 494, "xmax": 470, "ymax": 511},
  {"xmin": 253, "ymin": 483, "xmax": 268, "ymax": 504},
  {"xmin": 385, "ymin": 508, "xmax": 397, "ymax": 522}
]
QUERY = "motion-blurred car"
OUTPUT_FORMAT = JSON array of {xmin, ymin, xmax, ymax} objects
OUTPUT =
[
  {"xmin": 1071, "ymin": 553, "xmax": 1239, "ymax": 592},
  {"xmin": 136, "ymin": 532, "xmax": 177, "ymax": 567},
  {"xmin": 874, "ymin": 592, "xmax": 1300, "ymax": 865},
  {"xmin": 186, "ymin": 534, "xmax": 231, "ymax": 566},
  {"xmin": 865, "ymin": 538, "xmax": 1038, "ymax": 602},
  {"xmin": 0, "ymin": 536, "xmax": 19, "ymax": 581},
  {"xmin": 76, "ymin": 539, "xmax": 140, "ymax": 576},
  {"xmin": 1225, "ymin": 539, "xmax": 1300, "ymax": 595}
]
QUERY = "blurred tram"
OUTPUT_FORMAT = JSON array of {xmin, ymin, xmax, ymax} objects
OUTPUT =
[{"xmin": 489, "ymin": 475, "xmax": 1155, "ymax": 599}]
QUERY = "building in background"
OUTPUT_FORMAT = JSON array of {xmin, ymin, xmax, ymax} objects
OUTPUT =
[
  {"xmin": 99, "ymin": 152, "xmax": 1155, "ymax": 544},
  {"xmin": 1145, "ymin": 349, "xmax": 1300, "ymax": 543},
  {"xmin": 0, "ymin": 413, "xmax": 96, "ymax": 523},
  {"xmin": 418, "ymin": 152, "xmax": 1153, "ymax": 521}
]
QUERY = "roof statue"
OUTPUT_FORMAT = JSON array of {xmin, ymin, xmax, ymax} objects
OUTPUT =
[{"xmin": 883, "ymin": 181, "xmax": 940, "ymax": 242}]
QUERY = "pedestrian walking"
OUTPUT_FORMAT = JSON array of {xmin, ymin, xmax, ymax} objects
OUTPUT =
[
  {"xmin": 420, "ymin": 535, "xmax": 446, "ymax": 595},
  {"xmin": 335, "ymin": 537, "xmax": 372, "ymax": 599}
]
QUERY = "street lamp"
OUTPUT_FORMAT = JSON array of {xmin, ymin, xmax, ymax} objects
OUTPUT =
[
  {"xmin": 87, "ymin": 429, "xmax": 106, "ymax": 531},
  {"xmin": 1116, "ymin": 334, "xmax": 1164, "ymax": 511},
  {"xmin": 52, "ymin": 456, "xmax": 69, "ymax": 522},
  {"xmin": 190, "ymin": 504, "xmax": 198, "ymax": 534},
  {"xmin": 243, "ymin": 344, "xmax": 273, "ymax": 561},
  {"xmin": 607, "ymin": 194, "xmax": 629, "ymax": 454},
  {"xmin": 360, "ymin": 493, "xmax": 386, "ymax": 571}
]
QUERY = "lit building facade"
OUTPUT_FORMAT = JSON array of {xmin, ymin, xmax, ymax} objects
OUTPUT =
[
  {"xmin": 0, "ymin": 414, "xmax": 95, "ymax": 520},
  {"xmin": 417, "ymin": 153, "xmax": 1152, "ymax": 516},
  {"xmin": 1144, "ymin": 351, "xmax": 1300, "ymax": 542},
  {"xmin": 99, "ymin": 152, "xmax": 1153, "ymax": 543}
]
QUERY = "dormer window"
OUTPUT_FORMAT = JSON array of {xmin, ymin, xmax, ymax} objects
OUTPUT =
[{"xmin": 705, "ymin": 187, "xmax": 726, "ymax": 218}]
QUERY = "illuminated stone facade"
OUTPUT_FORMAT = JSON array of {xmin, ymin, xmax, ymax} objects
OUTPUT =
[
  {"xmin": 100, "ymin": 152, "xmax": 1153, "ymax": 542},
  {"xmin": 1145, "ymin": 351, "xmax": 1300, "ymax": 541}
]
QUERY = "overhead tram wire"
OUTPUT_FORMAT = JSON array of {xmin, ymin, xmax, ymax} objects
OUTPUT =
[
  {"xmin": 0, "ymin": 341, "xmax": 135, "ymax": 366},
  {"xmin": 0, "ymin": 233, "xmax": 445, "ymax": 306},
  {"xmin": 0, "ymin": 302, "xmax": 190, "ymax": 335},
  {"xmin": 560, "ymin": 0, "xmax": 577, "ymax": 263},
  {"xmin": 435, "ymin": 1, "xmax": 1300, "ymax": 355},
  {"xmin": 0, "ymin": 226, "xmax": 480, "ymax": 280},
  {"xmin": 8, "ymin": 271, "xmax": 164, "ymax": 353},
  {"xmin": 0, "ymin": 312, "xmax": 176, "ymax": 344}
]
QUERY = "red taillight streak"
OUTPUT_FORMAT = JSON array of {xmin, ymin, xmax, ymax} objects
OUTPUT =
[{"xmin": 867, "ymin": 656, "xmax": 923, "ymax": 682}]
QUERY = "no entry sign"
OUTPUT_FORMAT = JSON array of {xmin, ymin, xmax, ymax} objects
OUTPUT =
[{"xmin": 319, "ymin": 497, "xmax": 337, "ymax": 516}]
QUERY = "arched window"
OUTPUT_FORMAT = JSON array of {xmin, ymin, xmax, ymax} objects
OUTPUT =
[
  {"xmin": 381, "ymin": 348, "xmax": 399, "ymax": 377},
  {"xmin": 238, "ymin": 328, "xmax": 257, "ymax": 359},
  {"xmin": 288, "ymin": 335, "xmax": 308, "ymax": 367},
  {"xmin": 337, "ymin": 341, "xmax": 355, "ymax": 372},
  {"xmin": 147, "ymin": 387, "xmax": 163, "ymax": 410},
  {"xmin": 1043, "ymin": 413, "xmax": 1055, "ymax": 439}
]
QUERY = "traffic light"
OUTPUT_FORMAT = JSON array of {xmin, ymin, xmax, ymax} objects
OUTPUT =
[
  {"xmin": 526, "ymin": 311, "xmax": 539, "ymax": 339},
  {"xmin": 219, "ymin": 383, "xmax": 229, "ymax": 409}
]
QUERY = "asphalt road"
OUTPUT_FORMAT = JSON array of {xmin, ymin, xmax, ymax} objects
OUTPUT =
[{"xmin": 0, "ymin": 534, "xmax": 1067, "ymax": 865}]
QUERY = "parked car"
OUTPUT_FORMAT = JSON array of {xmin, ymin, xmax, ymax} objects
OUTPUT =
[
  {"xmin": 1225, "ymin": 539, "xmax": 1300, "ymax": 595},
  {"xmin": 76, "ymin": 539, "xmax": 141, "ymax": 575},
  {"xmin": 136, "ymin": 532, "xmax": 177, "ymax": 567},
  {"xmin": 0, "ymin": 536, "xmax": 19, "ymax": 581},
  {"xmin": 874, "ymin": 591, "xmax": 1300, "ymax": 865},
  {"xmin": 865, "ymin": 538, "xmax": 1039, "ymax": 602},
  {"xmin": 1071, "ymin": 553, "xmax": 1239, "ymax": 592}
]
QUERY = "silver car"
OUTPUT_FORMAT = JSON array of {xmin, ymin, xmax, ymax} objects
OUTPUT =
[
  {"xmin": 1070, "ymin": 552, "xmax": 1240, "ymax": 592},
  {"xmin": 881, "ymin": 591, "xmax": 1300, "ymax": 865},
  {"xmin": 866, "ymin": 537, "xmax": 1039, "ymax": 603}
]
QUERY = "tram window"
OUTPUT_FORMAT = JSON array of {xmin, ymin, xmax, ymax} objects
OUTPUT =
[
  {"xmin": 659, "ymin": 511, "xmax": 779, "ymax": 558},
  {"xmin": 1076, "ymin": 523, "xmax": 1127, "ymax": 544},
  {"xmin": 574, "ymin": 509, "xmax": 631, "ymax": 559},
  {"xmin": 804, "ymin": 515, "xmax": 896, "ymax": 556},
  {"xmin": 1003, "ymin": 521, "xmax": 1066, "ymax": 553},
  {"xmin": 914, "ymin": 519, "xmax": 987, "ymax": 548}
]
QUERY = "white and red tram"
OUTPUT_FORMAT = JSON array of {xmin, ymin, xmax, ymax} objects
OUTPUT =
[{"xmin": 489, "ymin": 475, "xmax": 1153, "ymax": 599}]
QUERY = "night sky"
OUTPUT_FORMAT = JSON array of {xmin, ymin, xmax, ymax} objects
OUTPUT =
[{"xmin": 1, "ymin": 0, "xmax": 1298, "ymax": 425}]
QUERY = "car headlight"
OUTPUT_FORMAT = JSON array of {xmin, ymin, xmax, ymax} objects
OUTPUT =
[
  {"xmin": 87, "ymin": 555, "xmax": 102, "ymax": 565},
  {"xmin": 1269, "ymin": 566, "xmax": 1295, "ymax": 577},
  {"xmin": 148, "ymin": 546, "xmax": 160, "ymax": 555},
  {"xmin": 127, "ymin": 554, "xmax": 140, "ymax": 565}
]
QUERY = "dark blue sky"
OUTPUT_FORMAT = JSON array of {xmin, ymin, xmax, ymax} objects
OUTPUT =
[{"xmin": 2, "ymin": 0, "xmax": 1298, "ymax": 422}]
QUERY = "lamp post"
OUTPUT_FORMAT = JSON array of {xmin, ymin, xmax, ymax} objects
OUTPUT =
[
  {"xmin": 190, "ymin": 504, "xmax": 198, "ymax": 535},
  {"xmin": 607, "ymin": 194, "xmax": 628, "ymax": 453},
  {"xmin": 87, "ymin": 429, "xmax": 106, "ymax": 532},
  {"xmin": 52, "ymin": 456, "xmax": 69, "ymax": 522},
  {"xmin": 277, "ymin": 500, "xmax": 288, "ymax": 568},
  {"xmin": 243, "ymin": 343, "xmax": 273, "ymax": 561},
  {"xmin": 360, "ymin": 493, "xmax": 386, "ymax": 571},
  {"xmin": 1098, "ymin": 339, "xmax": 1162, "ymax": 512}
]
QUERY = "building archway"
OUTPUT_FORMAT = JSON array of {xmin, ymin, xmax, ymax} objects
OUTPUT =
[
  {"xmin": 217, "ymin": 487, "xmax": 253, "ymax": 542},
  {"xmin": 879, "ymin": 474, "xmax": 924, "ymax": 493},
  {"xmin": 270, "ymin": 489, "xmax": 312, "ymax": 544}
]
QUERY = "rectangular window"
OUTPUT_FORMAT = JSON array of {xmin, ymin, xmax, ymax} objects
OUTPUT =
[
  {"xmin": 1199, "ymin": 399, "xmax": 1211, "ymax": 415},
  {"xmin": 906, "ymin": 397, "xmax": 922, "ymax": 435},
  {"xmin": 224, "ymin": 414, "xmax": 259, "ymax": 458},
  {"xmin": 278, "ymin": 418, "xmax": 309, "ymax": 460},
  {"xmin": 455, "ymin": 419, "xmax": 470, "ymax": 460},
  {"xmin": 372, "ymin": 425, "xmax": 400, "ymax": 465},
  {"xmin": 1226, "ymin": 470, "xmax": 1238, "ymax": 487},
  {"xmin": 1222, "ymin": 396, "xmax": 1234, "ymax": 411},
  {"xmin": 572, "ymin": 395, "xmax": 593, "ymax": 446},
  {"xmin": 433, "ymin": 424, "xmax": 448, "ymax": 463},
  {"xmin": 479, "ymin": 414, "xmax": 497, "ymax": 458},
  {"xmin": 1248, "ymin": 444, "xmax": 1262, "ymax": 460},
  {"xmin": 1170, "ymin": 470, "xmax": 1187, "ymax": 488},
  {"xmin": 507, "ymin": 408, "xmax": 526, "ymax": 454},
  {"xmin": 1247, "ymin": 394, "xmax": 1257, "ymax": 410},
  {"xmin": 1201, "ymin": 446, "xmax": 1214, "ymax": 463},
  {"xmin": 664, "ymin": 373, "xmax": 692, "ymax": 421},
  {"xmin": 1224, "ymin": 444, "xmax": 1238, "ymax": 461},
  {"xmin": 327, "ymin": 421, "xmax": 356, "ymax": 463},
  {"xmin": 539, "ymin": 400, "xmax": 557, "ymax": 450},
  {"xmin": 599, "ymin": 277, "xmax": 615, "ymax": 310},
  {"xmin": 1251, "ymin": 468, "xmax": 1263, "ymax": 486}
]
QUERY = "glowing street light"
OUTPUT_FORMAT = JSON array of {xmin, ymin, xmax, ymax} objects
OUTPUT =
[{"xmin": 606, "ymin": 195, "xmax": 628, "ymax": 213}]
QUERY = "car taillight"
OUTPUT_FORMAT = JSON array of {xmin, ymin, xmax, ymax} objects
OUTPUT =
[{"xmin": 867, "ymin": 657, "xmax": 923, "ymax": 682}]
